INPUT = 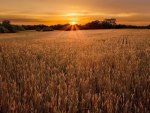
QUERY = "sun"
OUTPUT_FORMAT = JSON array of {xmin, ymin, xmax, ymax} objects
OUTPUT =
[{"xmin": 70, "ymin": 21, "xmax": 77, "ymax": 25}]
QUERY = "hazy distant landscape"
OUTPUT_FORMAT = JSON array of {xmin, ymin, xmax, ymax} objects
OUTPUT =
[
  {"xmin": 0, "ymin": 19, "xmax": 150, "ymax": 34},
  {"xmin": 0, "ymin": 29, "xmax": 150, "ymax": 113}
]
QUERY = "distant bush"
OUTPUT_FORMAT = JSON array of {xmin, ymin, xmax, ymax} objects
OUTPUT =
[
  {"xmin": 0, "ymin": 26, "xmax": 9, "ymax": 33},
  {"xmin": 13, "ymin": 25, "xmax": 25, "ymax": 31},
  {"xmin": 42, "ymin": 27, "xmax": 54, "ymax": 31}
]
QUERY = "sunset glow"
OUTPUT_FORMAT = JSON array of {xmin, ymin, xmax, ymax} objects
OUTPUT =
[
  {"xmin": 70, "ymin": 21, "xmax": 77, "ymax": 25},
  {"xmin": 0, "ymin": 0, "xmax": 150, "ymax": 25}
]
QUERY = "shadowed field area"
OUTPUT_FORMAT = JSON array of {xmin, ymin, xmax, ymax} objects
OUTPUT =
[{"xmin": 0, "ymin": 29, "xmax": 150, "ymax": 113}]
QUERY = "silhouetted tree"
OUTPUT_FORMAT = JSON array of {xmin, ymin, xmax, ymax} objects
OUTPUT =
[
  {"xmin": 2, "ymin": 20, "xmax": 10, "ymax": 26},
  {"xmin": 2, "ymin": 20, "xmax": 17, "ymax": 33},
  {"xmin": 85, "ymin": 20, "xmax": 101, "ymax": 29}
]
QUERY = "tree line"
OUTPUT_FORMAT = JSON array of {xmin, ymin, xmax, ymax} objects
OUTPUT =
[{"xmin": 0, "ymin": 20, "xmax": 149, "ymax": 33}]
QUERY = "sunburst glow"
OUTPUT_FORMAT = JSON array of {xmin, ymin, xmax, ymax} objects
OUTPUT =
[{"xmin": 70, "ymin": 21, "xmax": 77, "ymax": 25}]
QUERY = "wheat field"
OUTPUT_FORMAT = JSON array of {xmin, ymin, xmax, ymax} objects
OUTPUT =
[{"xmin": 0, "ymin": 29, "xmax": 150, "ymax": 113}]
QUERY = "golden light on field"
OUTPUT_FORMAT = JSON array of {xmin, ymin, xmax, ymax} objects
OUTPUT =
[{"xmin": 0, "ymin": 28, "xmax": 150, "ymax": 112}]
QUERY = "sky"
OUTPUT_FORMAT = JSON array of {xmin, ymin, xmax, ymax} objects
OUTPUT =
[{"xmin": 0, "ymin": 0, "xmax": 150, "ymax": 25}]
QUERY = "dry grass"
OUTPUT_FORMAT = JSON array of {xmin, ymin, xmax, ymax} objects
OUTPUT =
[{"xmin": 0, "ymin": 30, "xmax": 150, "ymax": 113}]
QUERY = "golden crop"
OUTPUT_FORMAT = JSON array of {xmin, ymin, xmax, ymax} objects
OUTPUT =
[{"xmin": 0, "ymin": 30, "xmax": 150, "ymax": 113}]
